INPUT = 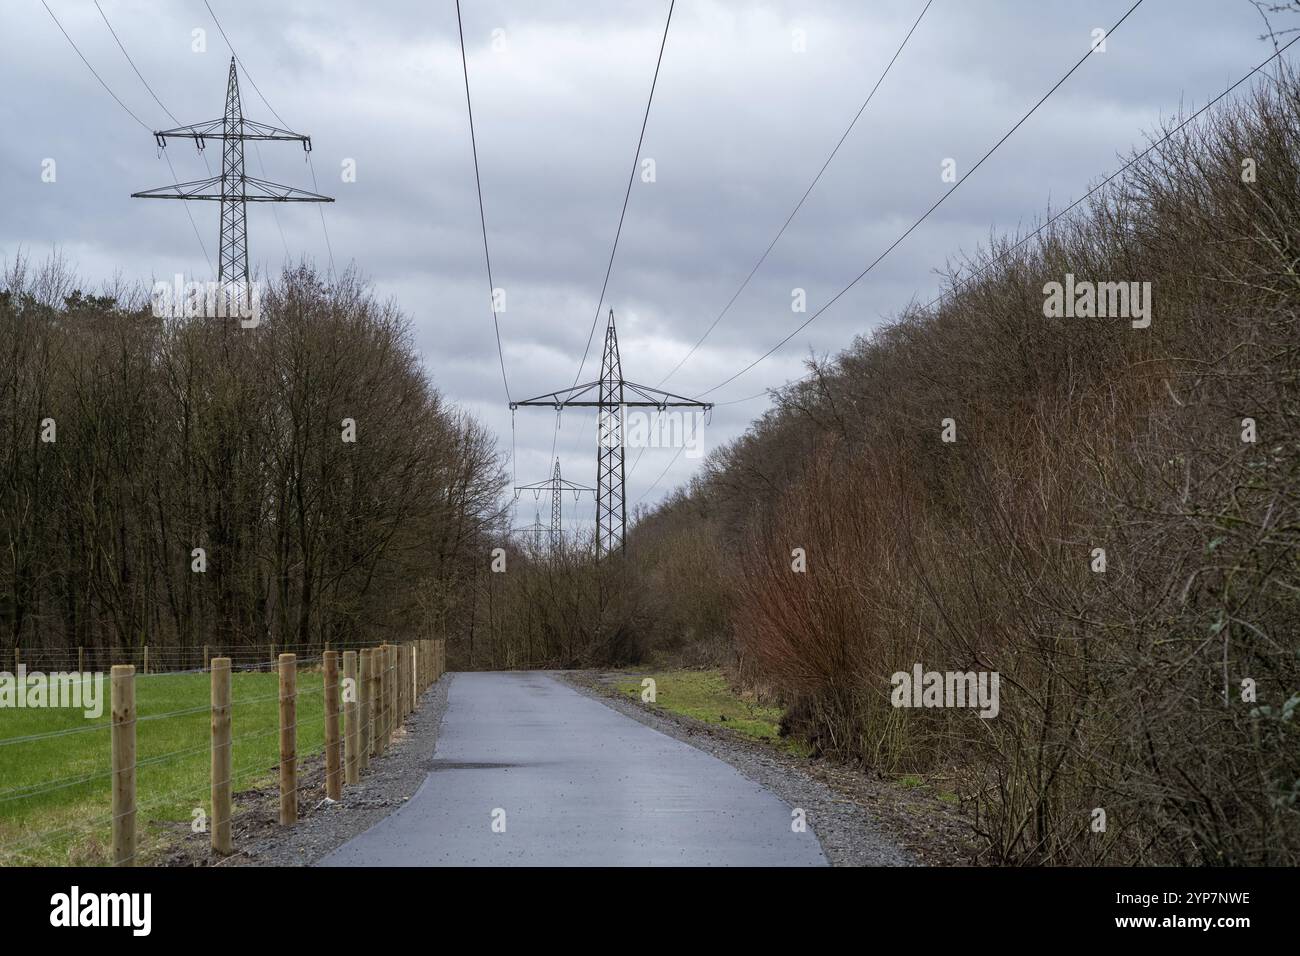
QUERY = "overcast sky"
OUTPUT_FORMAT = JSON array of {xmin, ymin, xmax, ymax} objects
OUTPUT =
[{"xmin": 1, "ymin": 0, "xmax": 1287, "ymax": 528}]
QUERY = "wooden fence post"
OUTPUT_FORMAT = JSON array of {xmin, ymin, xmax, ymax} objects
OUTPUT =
[
  {"xmin": 401, "ymin": 644, "xmax": 409, "ymax": 717},
  {"xmin": 210, "ymin": 657, "xmax": 232, "ymax": 854},
  {"xmin": 374, "ymin": 645, "xmax": 384, "ymax": 754},
  {"xmin": 343, "ymin": 651, "xmax": 359, "ymax": 786},
  {"xmin": 398, "ymin": 643, "xmax": 406, "ymax": 719},
  {"xmin": 385, "ymin": 644, "xmax": 394, "ymax": 742},
  {"xmin": 324, "ymin": 650, "xmax": 342, "ymax": 801},
  {"xmin": 279, "ymin": 653, "xmax": 297, "ymax": 824},
  {"xmin": 359, "ymin": 648, "xmax": 372, "ymax": 770},
  {"xmin": 387, "ymin": 644, "xmax": 395, "ymax": 741},
  {"xmin": 111, "ymin": 664, "xmax": 136, "ymax": 866},
  {"xmin": 369, "ymin": 647, "xmax": 382, "ymax": 758},
  {"xmin": 384, "ymin": 642, "xmax": 395, "ymax": 738},
  {"xmin": 203, "ymin": 644, "xmax": 210, "ymax": 672},
  {"xmin": 388, "ymin": 644, "xmax": 397, "ymax": 741},
  {"xmin": 375, "ymin": 645, "xmax": 387, "ymax": 754},
  {"xmin": 78, "ymin": 646, "xmax": 84, "ymax": 673},
  {"xmin": 143, "ymin": 644, "xmax": 149, "ymax": 675}
]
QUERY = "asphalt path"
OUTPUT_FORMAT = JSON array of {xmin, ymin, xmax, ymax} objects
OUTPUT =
[{"xmin": 319, "ymin": 671, "xmax": 827, "ymax": 866}]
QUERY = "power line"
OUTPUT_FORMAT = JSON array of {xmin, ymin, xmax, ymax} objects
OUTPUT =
[
  {"xmin": 254, "ymin": 141, "xmax": 292, "ymax": 261},
  {"xmin": 914, "ymin": 32, "xmax": 1300, "ymax": 316},
  {"xmin": 307, "ymin": 153, "xmax": 336, "ymax": 277},
  {"xmin": 93, "ymin": 0, "xmax": 179, "ymax": 126},
  {"xmin": 94, "ymin": 0, "xmax": 217, "ymax": 193},
  {"xmin": 625, "ymin": 3, "xmax": 931, "ymax": 488},
  {"xmin": 161, "ymin": 148, "xmax": 214, "ymax": 272},
  {"xmin": 549, "ymin": 0, "xmax": 676, "ymax": 478},
  {"xmin": 456, "ymin": 0, "xmax": 511, "ymax": 404},
  {"xmin": 714, "ymin": 371, "xmax": 816, "ymax": 406},
  {"xmin": 699, "ymin": 0, "xmax": 1146, "ymax": 398},
  {"xmin": 635, "ymin": 1, "xmax": 1149, "ymax": 508},
  {"xmin": 42, "ymin": 0, "xmax": 212, "ymax": 271},
  {"xmin": 570, "ymin": 0, "xmax": 676, "ymax": 386},
  {"xmin": 633, "ymin": 444, "xmax": 685, "ymax": 507},
  {"xmin": 656, "ymin": 0, "xmax": 934, "ymax": 389},
  {"xmin": 40, "ymin": 0, "xmax": 150, "ymax": 131},
  {"xmin": 202, "ymin": 0, "xmax": 292, "ymax": 129},
  {"xmin": 93, "ymin": 0, "xmax": 214, "ymax": 269},
  {"xmin": 704, "ymin": 18, "xmax": 1298, "ymax": 413}
]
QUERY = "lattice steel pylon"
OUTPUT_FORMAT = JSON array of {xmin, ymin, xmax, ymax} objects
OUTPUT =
[
  {"xmin": 596, "ymin": 315, "xmax": 625, "ymax": 560},
  {"xmin": 511, "ymin": 309, "xmax": 713, "ymax": 560},
  {"xmin": 131, "ymin": 57, "xmax": 333, "ymax": 309},
  {"xmin": 513, "ymin": 458, "xmax": 595, "ymax": 552},
  {"xmin": 511, "ymin": 509, "xmax": 547, "ymax": 551}
]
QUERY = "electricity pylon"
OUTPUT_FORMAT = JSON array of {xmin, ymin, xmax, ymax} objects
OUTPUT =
[
  {"xmin": 514, "ymin": 458, "xmax": 595, "ymax": 552},
  {"xmin": 131, "ymin": 57, "xmax": 332, "ymax": 308},
  {"xmin": 511, "ymin": 309, "xmax": 712, "ymax": 559},
  {"xmin": 511, "ymin": 509, "xmax": 548, "ymax": 551}
]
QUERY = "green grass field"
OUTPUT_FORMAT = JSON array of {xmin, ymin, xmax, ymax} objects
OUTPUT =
[
  {"xmin": 615, "ymin": 669, "xmax": 809, "ymax": 756},
  {"xmin": 0, "ymin": 670, "xmax": 334, "ymax": 866}
]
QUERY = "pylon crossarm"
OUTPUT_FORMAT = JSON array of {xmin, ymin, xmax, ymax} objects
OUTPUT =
[
  {"xmin": 620, "ymin": 380, "xmax": 713, "ymax": 409},
  {"xmin": 512, "ymin": 381, "xmax": 711, "ymax": 411},
  {"xmin": 155, "ymin": 118, "xmax": 312, "ymax": 147},
  {"xmin": 513, "ymin": 479, "xmax": 595, "ymax": 493},
  {"xmin": 510, "ymin": 381, "xmax": 601, "ymax": 409},
  {"xmin": 240, "ymin": 177, "xmax": 334, "ymax": 202},
  {"xmin": 130, "ymin": 175, "xmax": 222, "ymax": 200},
  {"xmin": 131, "ymin": 176, "xmax": 333, "ymax": 203}
]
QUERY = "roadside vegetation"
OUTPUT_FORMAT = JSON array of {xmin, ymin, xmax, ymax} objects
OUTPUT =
[
  {"xmin": 614, "ymin": 669, "xmax": 808, "ymax": 755},
  {"xmin": 623, "ymin": 65, "xmax": 1300, "ymax": 865}
]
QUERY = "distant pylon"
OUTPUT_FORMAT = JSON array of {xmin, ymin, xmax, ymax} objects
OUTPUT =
[
  {"xmin": 514, "ymin": 458, "xmax": 595, "ymax": 551},
  {"xmin": 511, "ymin": 310, "xmax": 713, "ymax": 560},
  {"xmin": 520, "ymin": 509, "xmax": 546, "ymax": 549},
  {"xmin": 131, "ymin": 57, "xmax": 333, "ymax": 308}
]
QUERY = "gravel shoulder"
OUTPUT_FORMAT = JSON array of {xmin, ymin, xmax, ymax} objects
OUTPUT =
[
  {"xmin": 558, "ymin": 670, "xmax": 982, "ymax": 867},
  {"xmin": 159, "ymin": 673, "xmax": 454, "ymax": 867}
]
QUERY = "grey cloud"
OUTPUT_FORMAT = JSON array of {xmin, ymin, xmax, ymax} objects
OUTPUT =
[{"xmin": 1, "ymin": 0, "xmax": 1284, "ymax": 515}]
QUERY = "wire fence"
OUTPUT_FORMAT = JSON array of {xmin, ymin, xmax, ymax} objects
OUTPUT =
[
  {"xmin": 2, "ymin": 639, "xmax": 395, "ymax": 676},
  {"xmin": 0, "ymin": 638, "xmax": 447, "ymax": 866}
]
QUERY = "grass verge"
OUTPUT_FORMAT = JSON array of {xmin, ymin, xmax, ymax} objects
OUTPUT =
[{"xmin": 615, "ymin": 669, "xmax": 809, "ymax": 756}]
